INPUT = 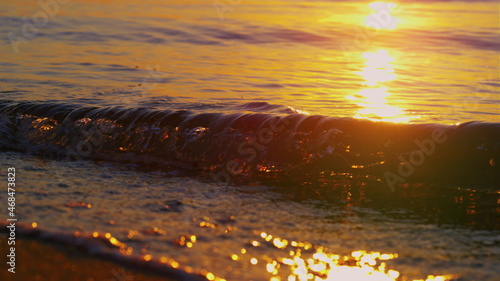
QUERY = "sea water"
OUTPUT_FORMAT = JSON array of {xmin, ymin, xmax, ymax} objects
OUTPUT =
[{"xmin": 0, "ymin": 0, "xmax": 499, "ymax": 280}]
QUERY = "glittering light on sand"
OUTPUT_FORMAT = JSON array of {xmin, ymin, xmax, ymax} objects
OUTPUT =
[
  {"xmin": 267, "ymin": 263, "xmax": 275, "ymax": 273},
  {"xmin": 124, "ymin": 247, "xmax": 133, "ymax": 255},
  {"xmin": 273, "ymin": 238, "xmax": 288, "ymax": 249},
  {"xmin": 245, "ymin": 233, "xmax": 453, "ymax": 281},
  {"xmin": 65, "ymin": 202, "xmax": 92, "ymax": 208},
  {"xmin": 176, "ymin": 234, "xmax": 197, "ymax": 247},
  {"xmin": 109, "ymin": 237, "xmax": 122, "ymax": 247},
  {"xmin": 128, "ymin": 230, "xmax": 139, "ymax": 239},
  {"xmin": 144, "ymin": 227, "xmax": 167, "ymax": 235},
  {"xmin": 199, "ymin": 221, "xmax": 217, "ymax": 228},
  {"xmin": 171, "ymin": 260, "xmax": 180, "ymax": 268}
]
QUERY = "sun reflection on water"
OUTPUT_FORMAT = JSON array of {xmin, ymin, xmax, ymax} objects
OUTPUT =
[
  {"xmin": 366, "ymin": 2, "xmax": 399, "ymax": 30},
  {"xmin": 348, "ymin": 49, "xmax": 414, "ymax": 123},
  {"xmin": 357, "ymin": 50, "xmax": 396, "ymax": 86},
  {"xmin": 238, "ymin": 232, "xmax": 454, "ymax": 281},
  {"xmin": 344, "ymin": 2, "xmax": 420, "ymax": 123}
]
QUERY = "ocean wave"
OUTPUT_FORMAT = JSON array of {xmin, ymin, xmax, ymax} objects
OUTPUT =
[{"xmin": 0, "ymin": 100, "xmax": 499, "ymax": 188}]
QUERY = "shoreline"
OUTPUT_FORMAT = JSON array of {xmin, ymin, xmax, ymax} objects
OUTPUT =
[{"xmin": 0, "ymin": 232, "xmax": 206, "ymax": 281}]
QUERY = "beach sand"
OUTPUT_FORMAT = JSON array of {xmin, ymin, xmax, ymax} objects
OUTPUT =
[{"xmin": 0, "ymin": 235, "xmax": 177, "ymax": 281}]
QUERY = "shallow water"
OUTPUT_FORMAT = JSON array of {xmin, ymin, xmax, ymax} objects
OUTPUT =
[
  {"xmin": 0, "ymin": 0, "xmax": 499, "ymax": 280},
  {"xmin": 1, "ymin": 151, "xmax": 499, "ymax": 280}
]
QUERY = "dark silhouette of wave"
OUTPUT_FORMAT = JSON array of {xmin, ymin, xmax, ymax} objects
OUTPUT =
[{"xmin": 1, "ymin": 100, "xmax": 499, "ymax": 188}]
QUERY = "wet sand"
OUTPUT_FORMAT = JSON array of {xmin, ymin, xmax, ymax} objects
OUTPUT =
[{"xmin": 0, "ymin": 235, "xmax": 181, "ymax": 281}]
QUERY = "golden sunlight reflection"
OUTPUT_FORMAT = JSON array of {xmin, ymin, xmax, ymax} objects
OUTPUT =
[
  {"xmin": 366, "ymin": 2, "xmax": 399, "ymax": 30},
  {"xmin": 358, "ymin": 50, "xmax": 396, "ymax": 86},
  {"xmin": 239, "ymin": 232, "xmax": 454, "ymax": 281},
  {"xmin": 348, "ymin": 50, "xmax": 413, "ymax": 123}
]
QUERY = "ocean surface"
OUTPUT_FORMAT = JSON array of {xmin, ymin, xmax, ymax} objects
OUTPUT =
[{"xmin": 0, "ymin": 0, "xmax": 499, "ymax": 280}]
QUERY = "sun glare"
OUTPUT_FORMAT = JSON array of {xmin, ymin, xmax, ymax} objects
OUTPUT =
[
  {"xmin": 348, "ymin": 50, "xmax": 413, "ymax": 123},
  {"xmin": 366, "ymin": 2, "xmax": 399, "ymax": 30},
  {"xmin": 240, "ymin": 233, "xmax": 454, "ymax": 281},
  {"xmin": 356, "ymin": 50, "xmax": 396, "ymax": 86}
]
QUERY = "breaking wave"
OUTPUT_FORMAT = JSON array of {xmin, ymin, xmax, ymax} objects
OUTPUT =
[{"xmin": 1, "ymin": 100, "xmax": 499, "ymax": 188}]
